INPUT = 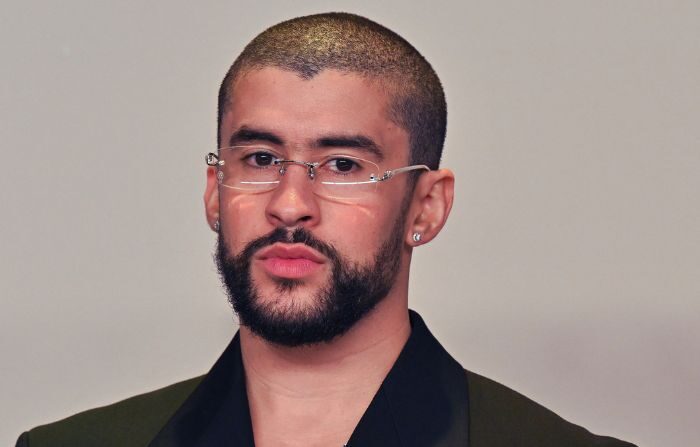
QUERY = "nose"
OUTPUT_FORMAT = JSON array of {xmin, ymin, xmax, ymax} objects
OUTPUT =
[{"xmin": 264, "ymin": 163, "xmax": 320, "ymax": 229}]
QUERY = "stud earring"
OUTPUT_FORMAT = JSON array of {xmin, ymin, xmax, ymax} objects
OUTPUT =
[
  {"xmin": 412, "ymin": 232, "xmax": 422, "ymax": 243},
  {"xmin": 213, "ymin": 220, "xmax": 220, "ymax": 232}
]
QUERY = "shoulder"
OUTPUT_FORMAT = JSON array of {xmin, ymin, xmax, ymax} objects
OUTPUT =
[
  {"xmin": 466, "ymin": 370, "xmax": 636, "ymax": 447},
  {"xmin": 16, "ymin": 376, "xmax": 204, "ymax": 447}
]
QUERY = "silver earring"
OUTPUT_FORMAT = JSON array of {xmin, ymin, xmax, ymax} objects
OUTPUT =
[
  {"xmin": 412, "ymin": 232, "xmax": 422, "ymax": 243},
  {"xmin": 213, "ymin": 220, "xmax": 220, "ymax": 232}
]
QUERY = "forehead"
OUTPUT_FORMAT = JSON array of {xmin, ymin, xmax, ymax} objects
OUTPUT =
[{"xmin": 220, "ymin": 67, "xmax": 409, "ymax": 162}]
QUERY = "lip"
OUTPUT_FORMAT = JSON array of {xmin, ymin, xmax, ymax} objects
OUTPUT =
[
  {"xmin": 256, "ymin": 243, "xmax": 326, "ymax": 263},
  {"xmin": 255, "ymin": 243, "xmax": 326, "ymax": 279}
]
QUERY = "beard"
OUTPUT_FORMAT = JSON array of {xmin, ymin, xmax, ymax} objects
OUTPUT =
[{"xmin": 215, "ymin": 214, "xmax": 406, "ymax": 347}]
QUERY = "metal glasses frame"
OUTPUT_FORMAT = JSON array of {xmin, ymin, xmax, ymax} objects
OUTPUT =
[{"xmin": 205, "ymin": 149, "xmax": 430, "ymax": 187}]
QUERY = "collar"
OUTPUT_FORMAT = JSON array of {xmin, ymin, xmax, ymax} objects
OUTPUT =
[{"xmin": 149, "ymin": 310, "xmax": 469, "ymax": 446}]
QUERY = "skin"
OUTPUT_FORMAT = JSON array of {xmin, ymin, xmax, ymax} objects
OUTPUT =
[{"xmin": 204, "ymin": 67, "xmax": 454, "ymax": 447}]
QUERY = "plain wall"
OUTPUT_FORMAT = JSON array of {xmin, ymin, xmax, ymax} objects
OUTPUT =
[{"xmin": 2, "ymin": 1, "xmax": 698, "ymax": 446}]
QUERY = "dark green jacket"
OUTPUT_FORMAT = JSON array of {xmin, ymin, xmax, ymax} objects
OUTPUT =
[{"xmin": 17, "ymin": 312, "xmax": 636, "ymax": 447}]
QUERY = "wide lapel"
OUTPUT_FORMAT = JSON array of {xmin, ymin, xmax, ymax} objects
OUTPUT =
[
  {"xmin": 148, "ymin": 332, "xmax": 255, "ymax": 447},
  {"xmin": 346, "ymin": 310, "xmax": 470, "ymax": 447}
]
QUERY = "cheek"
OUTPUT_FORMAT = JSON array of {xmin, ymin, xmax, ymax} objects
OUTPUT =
[
  {"xmin": 219, "ymin": 193, "xmax": 268, "ymax": 252},
  {"xmin": 321, "ymin": 201, "xmax": 400, "ymax": 261}
]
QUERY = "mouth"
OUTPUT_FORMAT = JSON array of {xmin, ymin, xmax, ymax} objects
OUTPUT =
[{"xmin": 255, "ymin": 243, "xmax": 326, "ymax": 279}]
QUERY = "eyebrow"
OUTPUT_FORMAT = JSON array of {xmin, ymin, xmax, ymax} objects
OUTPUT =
[
  {"xmin": 314, "ymin": 135, "xmax": 384, "ymax": 161},
  {"xmin": 227, "ymin": 127, "xmax": 385, "ymax": 161},
  {"xmin": 228, "ymin": 127, "xmax": 284, "ymax": 147}
]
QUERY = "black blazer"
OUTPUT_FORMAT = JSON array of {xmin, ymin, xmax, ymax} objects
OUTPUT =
[{"xmin": 17, "ymin": 312, "xmax": 636, "ymax": 447}]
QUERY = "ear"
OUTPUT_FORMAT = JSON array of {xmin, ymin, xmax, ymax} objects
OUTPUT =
[
  {"xmin": 406, "ymin": 168, "xmax": 455, "ymax": 246},
  {"xmin": 204, "ymin": 166, "xmax": 220, "ymax": 232}
]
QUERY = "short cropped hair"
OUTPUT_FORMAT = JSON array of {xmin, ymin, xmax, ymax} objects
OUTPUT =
[{"xmin": 217, "ymin": 12, "xmax": 447, "ymax": 169}]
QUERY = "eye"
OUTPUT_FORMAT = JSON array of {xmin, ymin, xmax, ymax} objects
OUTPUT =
[
  {"xmin": 326, "ymin": 157, "xmax": 360, "ymax": 173},
  {"xmin": 243, "ymin": 151, "xmax": 276, "ymax": 168}
]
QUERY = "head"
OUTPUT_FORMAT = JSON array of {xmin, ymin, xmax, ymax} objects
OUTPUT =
[
  {"xmin": 205, "ymin": 13, "xmax": 454, "ymax": 347},
  {"xmin": 217, "ymin": 12, "xmax": 447, "ymax": 170}
]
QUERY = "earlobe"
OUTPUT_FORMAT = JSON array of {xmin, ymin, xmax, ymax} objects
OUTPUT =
[
  {"xmin": 407, "ymin": 169, "xmax": 455, "ymax": 246},
  {"xmin": 204, "ymin": 167, "xmax": 220, "ymax": 232}
]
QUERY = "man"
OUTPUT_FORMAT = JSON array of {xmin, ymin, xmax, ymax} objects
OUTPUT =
[{"xmin": 17, "ymin": 13, "xmax": 635, "ymax": 447}]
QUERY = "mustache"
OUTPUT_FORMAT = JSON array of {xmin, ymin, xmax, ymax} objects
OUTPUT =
[{"xmin": 239, "ymin": 227, "xmax": 339, "ymax": 262}]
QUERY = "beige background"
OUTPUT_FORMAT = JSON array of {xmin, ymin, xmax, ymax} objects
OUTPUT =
[{"xmin": 2, "ymin": 1, "xmax": 698, "ymax": 446}]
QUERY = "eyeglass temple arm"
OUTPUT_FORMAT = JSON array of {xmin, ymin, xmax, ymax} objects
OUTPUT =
[{"xmin": 371, "ymin": 164, "xmax": 430, "ymax": 182}]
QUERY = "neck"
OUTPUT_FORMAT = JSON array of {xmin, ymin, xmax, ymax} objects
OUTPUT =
[{"xmin": 240, "ymin": 285, "xmax": 411, "ymax": 447}]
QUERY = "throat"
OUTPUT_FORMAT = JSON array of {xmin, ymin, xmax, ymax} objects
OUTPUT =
[
  {"xmin": 240, "ymin": 309, "xmax": 411, "ymax": 447},
  {"xmin": 247, "ymin": 384, "xmax": 377, "ymax": 447}
]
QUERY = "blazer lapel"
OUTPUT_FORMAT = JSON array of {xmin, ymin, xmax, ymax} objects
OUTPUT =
[
  {"xmin": 148, "ymin": 333, "xmax": 255, "ymax": 446},
  {"xmin": 347, "ymin": 311, "xmax": 470, "ymax": 447}
]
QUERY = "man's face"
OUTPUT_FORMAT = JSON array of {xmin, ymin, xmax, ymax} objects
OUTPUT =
[{"xmin": 208, "ymin": 68, "xmax": 413, "ymax": 346}]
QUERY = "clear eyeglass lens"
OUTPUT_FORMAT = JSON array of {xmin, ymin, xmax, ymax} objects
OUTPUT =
[
  {"xmin": 215, "ymin": 146, "xmax": 381, "ymax": 199},
  {"xmin": 314, "ymin": 156, "xmax": 380, "ymax": 199}
]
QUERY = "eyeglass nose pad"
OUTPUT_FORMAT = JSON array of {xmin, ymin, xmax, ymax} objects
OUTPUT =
[{"xmin": 307, "ymin": 165, "xmax": 315, "ymax": 180}]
